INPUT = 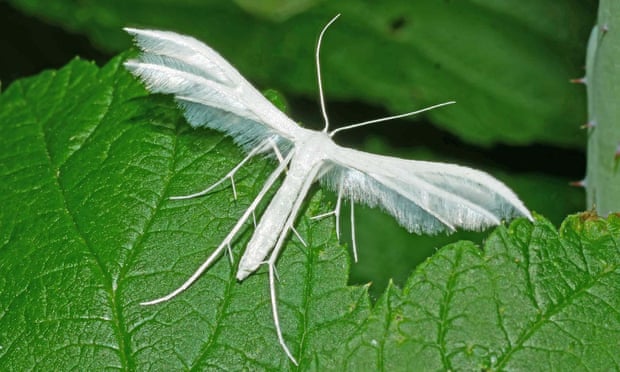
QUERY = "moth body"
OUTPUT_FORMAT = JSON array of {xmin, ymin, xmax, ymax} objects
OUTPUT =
[{"xmin": 237, "ymin": 131, "xmax": 332, "ymax": 280}]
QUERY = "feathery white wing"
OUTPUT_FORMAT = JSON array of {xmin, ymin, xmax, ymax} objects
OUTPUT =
[
  {"xmin": 320, "ymin": 145, "xmax": 532, "ymax": 235},
  {"xmin": 123, "ymin": 28, "xmax": 303, "ymax": 152}
]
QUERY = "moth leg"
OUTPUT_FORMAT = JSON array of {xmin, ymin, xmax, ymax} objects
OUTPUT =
[
  {"xmin": 268, "ymin": 260, "xmax": 297, "ymax": 365},
  {"xmin": 350, "ymin": 197, "xmax": 358, "ymax": 262},
  {"xmin": 261, "ymin": 259, "xmax": 280, "ymax": 282},
  {"xmin": 290, "ymin": 226, "xmax": 307, "ymax": 247},
  {"xmin": 142, "ymin": 151, "xmax": 293, "ymax": 306},
  {"xmin": 225, "ymin": 242, "xmax": 234, "ymax": 264},
  {"xmin": 230, "ymin": 175, "xmax": 238, "ymax": 200},
  {"xmin": 268, "ymin": 137, "xmax": 291, "ymax": 176},
  {"xmin": 264, "ymin": 163, "xmax": 322, "ymax": 365},
  {"xmin": 310, "ymin": 181, "xmax": 343, "ymax": 240},
  {"xmin": 265, "ymin": 218, "xmax": 304, "ymax": 365},
  {"xmin": 265, "ymin": 222, "xmax": 303, "ymax": 365},
  {"xmin": 170, "ymin": 140, "xmax": 271, "ymax": 200},
  {"xmin": 268, "ymin": 138, "xmax": 285, "ymax": 165}
]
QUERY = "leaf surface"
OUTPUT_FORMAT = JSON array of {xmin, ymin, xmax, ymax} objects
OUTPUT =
[
  {"xmin": 0, "ymin": 56, "xmax": 367, "ymax": 370},
  {"xmin": 339, "ymin": 215, "xmax": 620, "ymax": 371},
  {"xmin": 1, "ymin": 57, "xmax": 617, "ymax": 370}
]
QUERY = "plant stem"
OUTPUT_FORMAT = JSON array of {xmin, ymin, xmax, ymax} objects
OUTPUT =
[{"xmin": 585, "ymin": 0, "xmax": 620, "ymax": 215}]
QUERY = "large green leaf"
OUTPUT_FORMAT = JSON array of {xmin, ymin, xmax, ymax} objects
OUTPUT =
[
  {"xmin": 8, "ymin": 0, "xmax": 594, "ymax": 147},
  {"xmin": 0, "ymin": 56, "xmax": 366, "ymax": 369},
  {"xmin": 340, "ymin": 215, "xmax": 620, "ymax": 371},
  {"xmin": 1, "ymin": 57, "xmax": 617, "ymax": 370}
]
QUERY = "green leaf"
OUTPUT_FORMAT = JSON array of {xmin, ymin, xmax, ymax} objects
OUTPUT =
[
  {"xmin": 1, "ymin": 57, "xmax": 618, "ymax": 370},
  {"xmin": 8, "ymin": 0, "xmax": 594, "ymax": 147},
  {"xmin": 339, "ymin": 214, "xmax": 620, "ymax": 371},
  {"xmin": 262, "ymin": 88, "xmax": 290, "ymax": 115},
  {"xmin": 0, "ymin": 55, "xmax": 367, "ymax": 369}
]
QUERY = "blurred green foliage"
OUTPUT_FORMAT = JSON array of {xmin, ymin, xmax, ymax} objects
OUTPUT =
[{"xmin": 7, "ymin": 0, "xmax": 595, "ymax": 147}]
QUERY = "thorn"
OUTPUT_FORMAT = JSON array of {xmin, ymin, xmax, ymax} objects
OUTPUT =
[
  {"xmin": 579, "ymin": 208, "xmax": 599, "ymax": 222},
  {"xmin": 569, "ymin": 179, "xmax": 586, "ymax": 188},
  {"xmin": 570, "ymin": 76, "xmax": 587, "ymax": 84},
  {"xmin": 581, "ymin": 120, "xmax": 596, "ymax": 129},
  {"xmin": 601, "ymin": 24, "xmax": 609, "ymax": 34}
]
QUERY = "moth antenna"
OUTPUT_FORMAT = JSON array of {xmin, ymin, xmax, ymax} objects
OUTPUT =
[
  {"xmin": 317, "ymin": 14, "xmax": 341, "ymax": 133},
  {"xmin": 330, "ymin": 101, "xmax": 455, "ymax": 137}
]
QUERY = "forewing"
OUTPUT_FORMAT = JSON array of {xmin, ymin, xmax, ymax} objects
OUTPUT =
[
  {"xmin": 320, "ymin": 146, "xmax": 532, "ymax": 234},
  {"xmin": 124, "ymin": 28, "xmax": 302, "ymax": 152}
]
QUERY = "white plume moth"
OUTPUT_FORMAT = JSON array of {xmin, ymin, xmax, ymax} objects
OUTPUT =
[{"xmin": 124, "ymin": 15, "xmax": 532, "ymax": 365}]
